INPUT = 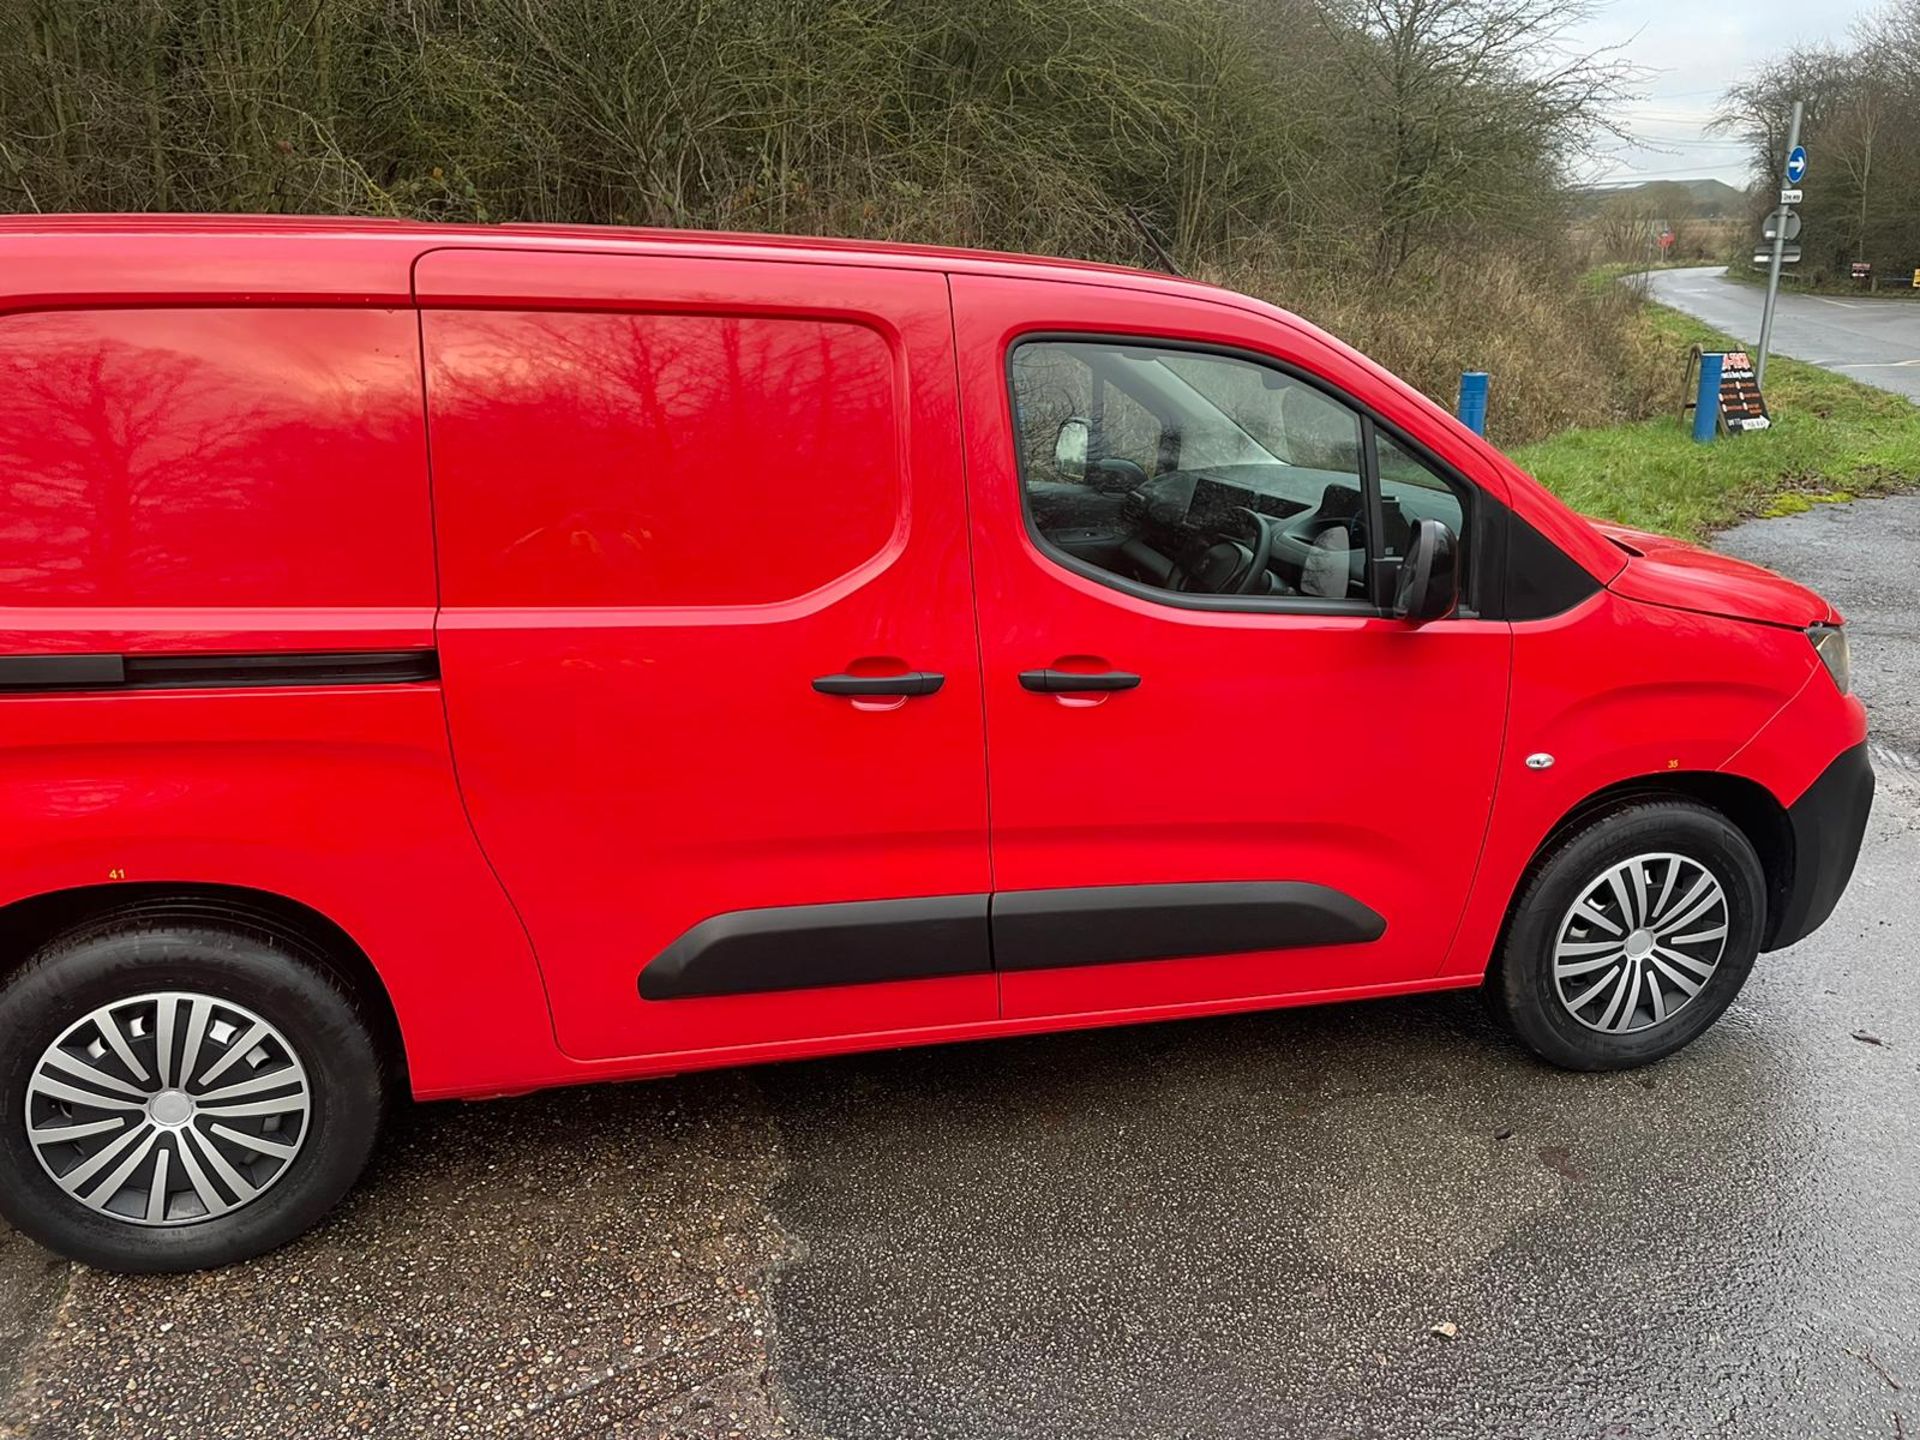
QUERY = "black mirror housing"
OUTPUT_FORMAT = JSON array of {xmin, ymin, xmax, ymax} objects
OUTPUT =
[{"xmin": 1392, "ymin": 518, "xmax": 1459, "ymax": 622}]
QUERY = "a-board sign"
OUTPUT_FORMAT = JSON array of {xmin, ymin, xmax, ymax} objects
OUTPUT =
[
  {"xmin": 1852, "ymin": 261, "xmax": 1872, "ymax": 280},
  {"xmin": 1682, "ymin": 347, "xmax": 1771, "ymax": 435},
  {"xmin": 1715, "ymin": 351, "xmax": 1771, "ymax": 432}
]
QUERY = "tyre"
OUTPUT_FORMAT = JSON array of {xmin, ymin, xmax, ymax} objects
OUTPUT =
[
  {"xmin": 1492, "ymin": 799, "xmax": 1767, "ymax": 1071},
  {"xmin": 0, "ymin": 916, "xmax": 386, "ymax": 1272}
]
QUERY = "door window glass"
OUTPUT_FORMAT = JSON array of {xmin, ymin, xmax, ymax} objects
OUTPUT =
[
  {"xmin": 1375, "ymin": 431, "xmax": 1466, "ymax": 567},
  {"xmin": 1010, "ymin": 340, "xmax": 1370, "ymax": 602}
]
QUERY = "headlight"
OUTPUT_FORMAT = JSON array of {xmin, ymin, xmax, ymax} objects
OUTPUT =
[{"xmin": 1810, "ymin": 623, "xmax": 1850, "ymax": 694}]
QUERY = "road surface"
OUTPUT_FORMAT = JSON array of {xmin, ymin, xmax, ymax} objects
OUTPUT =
[
  {"xmin": 1646, "ymin": 265, "xmax": 1920, "ymax": 402},
  {"xmin": 4, "ymin": 501, "xmax": 1920, "ymax": 1438}
]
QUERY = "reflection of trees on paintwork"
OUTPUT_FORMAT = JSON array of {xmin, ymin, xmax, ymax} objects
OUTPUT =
[
  {"xmin": 426, "ymin": 311, "xmax": 900, "ymax": 607},
  {"xmin": 0, "ymin": 310, "xmax": 426, "ymax": 605}
]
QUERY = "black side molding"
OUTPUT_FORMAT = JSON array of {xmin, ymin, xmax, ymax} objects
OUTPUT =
[
  {"xmin": 0, "ymin": 654, "xmax": 127, "ymax": 692},
  {"xmin": 638, "ymin": 882, "xmax": 1386, "ymax": 1000},
  {"xmin": 992, "ymin": 881, "xmax": 1385, "ymax": 971},
  {"xmin": 0, "ymin": 650, "xmax": 439, "ymax": 695},
  {"xmin": 639, "ymin": 894, "xmax": 991, "ymax": 1000}
]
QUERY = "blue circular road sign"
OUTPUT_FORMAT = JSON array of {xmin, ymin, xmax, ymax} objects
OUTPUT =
[{"xmin": 1786, "ymin": 145, "xmax": 1807, "ymax": 184}]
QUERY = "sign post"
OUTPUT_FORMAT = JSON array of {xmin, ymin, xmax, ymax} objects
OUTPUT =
[{"xmin": 1756, "ymin": 106, "xmax": 1803, "ymax": 388}]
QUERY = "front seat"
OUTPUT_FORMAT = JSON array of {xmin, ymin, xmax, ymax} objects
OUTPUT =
[{"xmin": 1300, "ymin": 525, "xmax": 1351, "ymax": 598}]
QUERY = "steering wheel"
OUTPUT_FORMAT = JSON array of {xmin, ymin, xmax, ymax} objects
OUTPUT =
[{"xmin": 1174, "ymin": 508, "xmax": 1278, "ymax": 595}]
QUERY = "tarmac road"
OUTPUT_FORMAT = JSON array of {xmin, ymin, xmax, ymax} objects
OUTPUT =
[
  {"xmin": 4, "ymin": 501, "xmax": 1919, "ymax": 1439},
  {"xmin": 1645, "ymin": 266, "xmax": 1920, "ymax": 402}
]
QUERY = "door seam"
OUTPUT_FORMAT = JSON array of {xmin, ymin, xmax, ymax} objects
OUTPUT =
[{"xmin": 944, "ymin": 272, "xmax": 1004, "ymax": 1018}]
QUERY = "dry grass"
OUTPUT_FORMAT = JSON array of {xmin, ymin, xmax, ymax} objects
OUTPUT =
[{"xmin": 1225, "ymin": 254, "xmax": 1673, "ymax": 447}]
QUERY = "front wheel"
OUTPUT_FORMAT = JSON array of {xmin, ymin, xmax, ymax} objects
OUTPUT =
[
  {"xmin": 1493, "ymin": 799, "xmax": 1767, "ymax": 1070},
  {"xmin": 0, "ymin": 918, "xmax": 386, "ymax": 1272}
]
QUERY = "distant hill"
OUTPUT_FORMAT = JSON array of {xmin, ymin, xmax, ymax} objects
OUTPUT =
[{"xmin": 1573, "ymin": 177, "xmax": 1748, "ymax": 218}]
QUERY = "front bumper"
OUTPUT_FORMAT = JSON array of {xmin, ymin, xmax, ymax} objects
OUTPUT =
[{"xmin": 1765, "ymin": 740, "xmax": 1874, "ymax": 951}]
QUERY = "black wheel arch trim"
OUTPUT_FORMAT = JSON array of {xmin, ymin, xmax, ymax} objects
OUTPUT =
[
  {"xmin": 1765, "ymin": 740, "xmax": 1873, "ymax": 951},
  {"xmin": 636, "ymin": 881, "xmax": 1386, "ymax": 1001}
]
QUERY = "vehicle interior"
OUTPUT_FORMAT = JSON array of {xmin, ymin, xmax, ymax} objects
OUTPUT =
[{"xmin": 1013, "ymin": 340, "xmax": 1463, "ymax": 601}]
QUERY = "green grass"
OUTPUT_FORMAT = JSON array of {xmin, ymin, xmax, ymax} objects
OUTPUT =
[{"xmin": 1509, "ymin": 305, "xmax": 1920, "ymax": 539}]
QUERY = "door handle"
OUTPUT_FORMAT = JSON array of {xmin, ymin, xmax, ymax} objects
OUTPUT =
[
  {"xmin": 812, "ymin": 671, "xmax": 945, "ymax": 698},
  {"xmin": 1018, "ymin": 669, "xmax": 1141, "ymax": 694}
]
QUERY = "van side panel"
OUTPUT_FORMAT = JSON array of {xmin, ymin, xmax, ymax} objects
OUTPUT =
[
  {"xmin": 0, "ymin": 304, "xmax": 558, "ymax": 1096},
  {"xmin": 1441, "ymin": 590, "xmax": 1817, "ymax": 980},
  {"xmin": 0, "ymin": 686, "xmax": 556, "ymax": 1096},
  {"xmin": 0, "ymin": 308, "xmax": 433, "ymax": 628},
  {"xmin": 418, "ymin": 251, "xmax": 995, "ymax": 1064}
]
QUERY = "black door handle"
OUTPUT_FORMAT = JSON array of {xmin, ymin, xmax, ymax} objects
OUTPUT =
[
  {"xmin": 812, "ymin": 671, "xmax": 945, "ymax": 698},
  {"xmin": 1018, "ymin": 669, "xmax": 1141, "ymax": 694}
]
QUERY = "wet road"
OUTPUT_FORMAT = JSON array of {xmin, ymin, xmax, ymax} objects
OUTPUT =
[
  {"xmin": 4, "ymin": 502, "xmax": 1920, "ymax": 1438},
  {"xmin": 1645, "ymin": 266, "xmax": 1920, "ymax": 402}
]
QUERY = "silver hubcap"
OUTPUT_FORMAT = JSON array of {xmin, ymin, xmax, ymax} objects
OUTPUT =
[
  {"xmin": 1553, "ymin": 853, "xmax": 1730, "ymax": 1034},
  {"xmin": 25, "ymin": 992, "xmax": 310, "ymax": 1227}
]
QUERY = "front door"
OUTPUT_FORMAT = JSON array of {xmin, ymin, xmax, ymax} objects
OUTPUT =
[
  {"xmin": 952, "ymin": 274, "xmax": 1510, "ymax": 1020},
  {"xmin": 420, "ymin": 249, "xmax": 994, "ymax": 1061}
]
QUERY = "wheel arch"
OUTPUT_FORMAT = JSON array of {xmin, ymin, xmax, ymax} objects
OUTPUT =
[
  {"xmin": 1525, "ymin": 770, "xmax": 1793, "ymax": 948},
  {"xmin": 0, "ymin": 881, "xmax": 409, "ymax": 1090}
]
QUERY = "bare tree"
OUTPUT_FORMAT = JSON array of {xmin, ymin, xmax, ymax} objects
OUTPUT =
[{"xmin": 1308, "ymin": 0, "xmax": 1638, "ymax": 279}]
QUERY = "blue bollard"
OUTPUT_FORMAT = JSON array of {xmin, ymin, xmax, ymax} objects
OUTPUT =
[
  {"xmin": 1457, "ymin": 371, "xmax": 1489, "ymax": 436},
  {"xmin": 1692, "ymin": 353, "xmax": 1724, "ymax": 443}
]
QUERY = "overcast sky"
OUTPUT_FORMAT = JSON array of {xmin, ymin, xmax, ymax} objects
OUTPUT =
[{"xmin": 1565, "ymin": 0, "xmax": 1883, "ymax": 189}]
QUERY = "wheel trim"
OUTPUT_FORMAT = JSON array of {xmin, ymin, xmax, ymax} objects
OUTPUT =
[
  {"xmin": 25, "ymin": 992, "xmax": 310, "ymax": 1227},
  {"xmin": 1552, "ymin": 853, "xmax": 1730, "ymax": 1036}
]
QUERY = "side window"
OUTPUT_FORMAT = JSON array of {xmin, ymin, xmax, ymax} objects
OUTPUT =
[
  {"xmin": 1010, "ymin": 340, "xmax": 1371, "ymax": 603},
  {"xmin": 1375, "ymin": 432, "xmax": 1466, "ymax": 567}
]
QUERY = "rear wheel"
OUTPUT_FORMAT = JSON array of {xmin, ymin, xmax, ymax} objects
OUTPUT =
[
  {"xmin": 1493, "ymin": 799, "xmax": 1766, "ymax": 1070},
  {"xmin": 0, "ymin": 918, "xmax": 385, "ymax": 1272}
]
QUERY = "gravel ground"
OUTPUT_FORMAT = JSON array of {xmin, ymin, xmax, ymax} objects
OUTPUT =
[
  {"xmin": 1, "ymin": 1073, "xmax": 799, "ymax": 1439},
  {"xmin": 3, "ymin": 498, "xmax": 1918, "ymax": 1439}
]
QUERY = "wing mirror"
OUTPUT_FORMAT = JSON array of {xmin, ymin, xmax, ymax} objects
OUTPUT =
[
  {"xmin": 1053, "ymin": 417, "xmax": 1089, "ymax": 482},
  {"xmin": 1392, "ymin": 518, "xmax": 1459, "ymax": 623}
]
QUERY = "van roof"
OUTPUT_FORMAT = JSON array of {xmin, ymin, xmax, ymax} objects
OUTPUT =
[{"xmin": 0, "ymin": 211, "xmax": 1227, "ymax": 296}]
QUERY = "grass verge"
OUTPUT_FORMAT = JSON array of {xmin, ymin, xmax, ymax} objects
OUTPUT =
[
  {"xmin": 1509, "ymin": 304, "xmax": 1920, "ymax": 539},
  {"xmin": 1713, "ymin": 265, "xmax": 1920, "ymax": 301}
]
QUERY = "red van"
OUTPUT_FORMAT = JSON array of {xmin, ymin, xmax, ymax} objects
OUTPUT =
[{"xmin": 0, "ymin": 217, "xmax": 1869, "ymax": 1271}]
